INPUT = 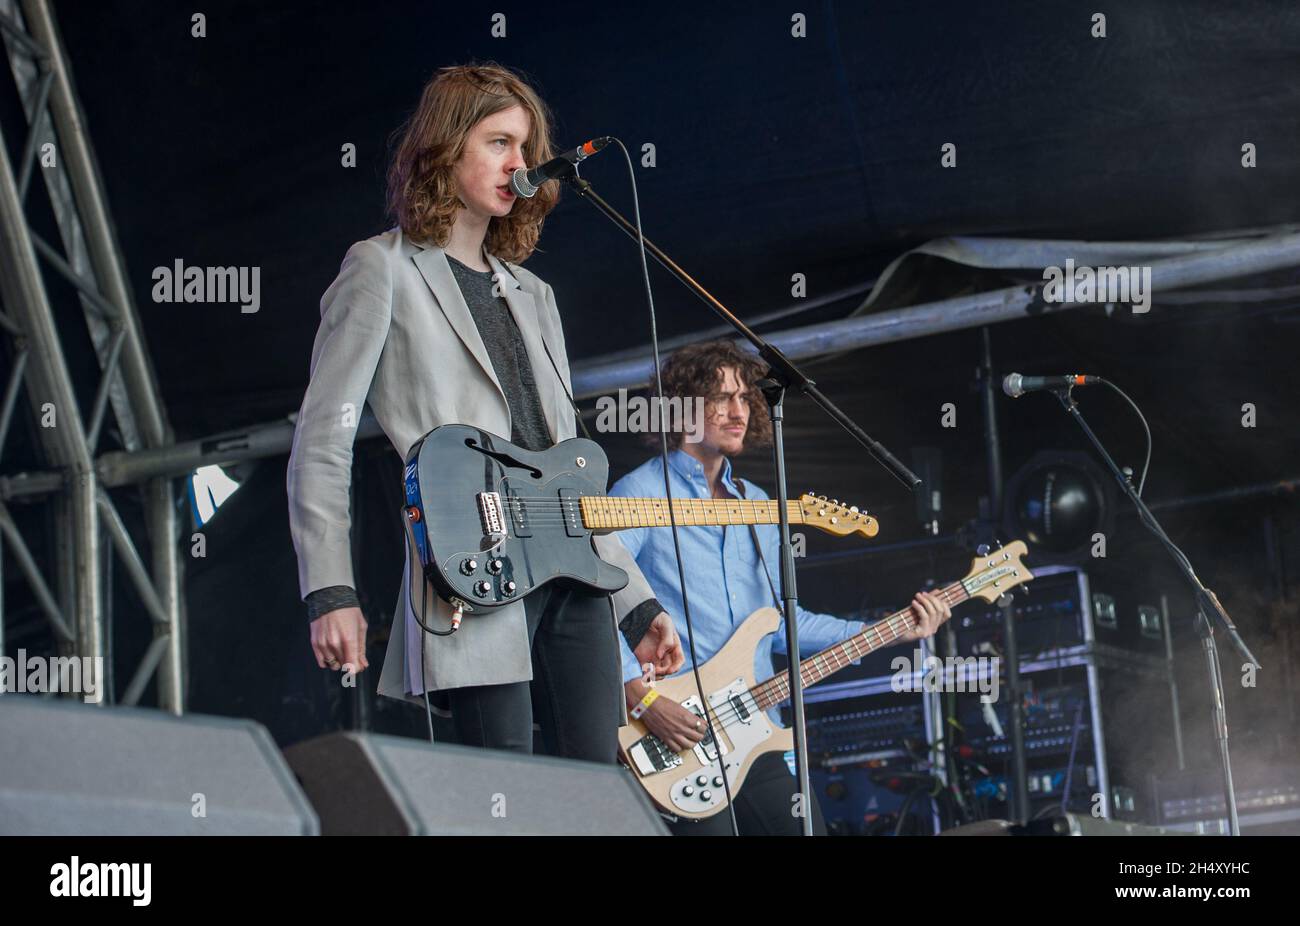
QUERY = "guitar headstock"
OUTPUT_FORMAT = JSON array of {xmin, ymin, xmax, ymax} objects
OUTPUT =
[
  {"xmin": 798, "ymin": 493, "xmax": 879, "ymax": 538},
  {"xmin": 961, "ymin": 540, "xmax": 1033, "ymax": 602}
]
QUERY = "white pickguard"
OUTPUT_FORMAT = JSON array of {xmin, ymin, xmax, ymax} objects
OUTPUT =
[{"xmin": 667, "ymin": 677, "xmax": 773, "ymax": 815}]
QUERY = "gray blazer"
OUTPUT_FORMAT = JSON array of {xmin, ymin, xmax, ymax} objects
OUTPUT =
[{"xmin": 286, "ymin": 227, "xmax": 656, "ymax": 707}]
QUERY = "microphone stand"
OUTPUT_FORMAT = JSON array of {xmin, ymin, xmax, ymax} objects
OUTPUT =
[
  {"xmin": 563, "ymin": 169, "xmax": 919, "ymax": 836},
  {"xmin": 1050, "ymin": 384, "xmax": 1257, "ymax": 834}
]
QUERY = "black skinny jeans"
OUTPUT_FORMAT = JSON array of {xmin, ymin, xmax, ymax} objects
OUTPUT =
[{"xmin": 444, "ymin": 583, "xmax": 622, "ymax": 764}]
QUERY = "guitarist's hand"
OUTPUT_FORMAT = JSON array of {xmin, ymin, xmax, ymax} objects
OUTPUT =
[
  {"xmin": 625, "ymin": 679, "xmax": 706, "ymax": 753},
  {"xmin": 311, "ymin": 606, "xmax": 370, "ymax": 674},
  {"xmin": 899, "ymin": 590, "xmax": 951, "ymax": 642},
  {"xmin": 632, "ymin": 611, "xmax": 685, "ymax": 676}
]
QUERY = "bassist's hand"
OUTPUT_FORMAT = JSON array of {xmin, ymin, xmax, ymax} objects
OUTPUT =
[
  {"xmin": 898, "ymin": 590, "xmax": 950, "ymax": 642},
  {"xmin": 626, "ymin": 679, "xmax": 706, "ymax": 753},
  {"xmin": 633, "ymin": 611, "xmax": 685, "ymax": 676}
]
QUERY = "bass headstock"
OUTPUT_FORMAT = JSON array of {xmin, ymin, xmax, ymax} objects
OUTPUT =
[{"xmin": 960, "ymin": 540, "xmax": 1033, "ymax": 602}]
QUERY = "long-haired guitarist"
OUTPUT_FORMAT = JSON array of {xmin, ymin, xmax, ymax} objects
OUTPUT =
[
  {"xmin": 286, "ymin": 62, "xmax": 684, "ymax": 762},
  {"xmin": 610, "ymin": 340, "xmax": 950, "ymax": 834}
]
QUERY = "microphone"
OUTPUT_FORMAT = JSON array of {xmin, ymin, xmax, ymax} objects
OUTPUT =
[
  {"xmin": 1002, "ymin": 372, "xmax": 1101, "ymax": 398},
  {"xmin": 509, "ymin": 137, "xmax": 612, "ymax": 198}
]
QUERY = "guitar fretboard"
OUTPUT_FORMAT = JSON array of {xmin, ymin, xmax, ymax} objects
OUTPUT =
[
  {"xmin": 580, "ymin": 496, "xmax": 807, "ymax": 530},
  {"xmin": 750, "ymin": 579, "xmax": 971, "ymax": 710}
]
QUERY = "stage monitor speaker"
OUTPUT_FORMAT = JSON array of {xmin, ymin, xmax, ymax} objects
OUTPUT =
[
  {"xmin": 0, "ymin": 697, "xmax": 318, "ymax": 835},
  {"xmin": 284, "ymin": 732, "xmax": 671, "ymax": 835}
]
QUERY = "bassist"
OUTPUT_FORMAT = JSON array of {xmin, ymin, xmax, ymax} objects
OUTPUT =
[{"xmin": 611, "ymin": 340, "xmax": 950, "ymax": 834}]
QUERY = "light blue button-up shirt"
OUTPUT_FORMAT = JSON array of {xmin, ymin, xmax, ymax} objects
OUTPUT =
[{"xmin": 610, "ymin": 450, "xmax": 866, "ymax": 704}]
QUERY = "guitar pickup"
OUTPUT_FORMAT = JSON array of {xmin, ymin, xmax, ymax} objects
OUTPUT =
[
  {"xmin": 683, "ymin": 697, "xmax": 728, "ymax": 765},
  {"xmin": 693, "ymin": 729, "xmax": 723, "ymax": 765},
  {"xmin": 477, "ymin": 492, "xmax": 505, "ymax": 538},
  {"xmin": 558, "ymin": 488, "xmax": 583, "ymax": 538},
  {"xmin": 506, "ymin": 490, "xmax": 531, "ymax": 537}
]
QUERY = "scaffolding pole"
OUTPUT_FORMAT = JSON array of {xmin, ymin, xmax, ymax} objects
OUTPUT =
[
  {"xmin": 572, "ymin": 231, "xmax": 1300, "ymax": 398},
  {"xmin": 2, "ymin": 229, "xmax": 1293, "ymax": 493}
]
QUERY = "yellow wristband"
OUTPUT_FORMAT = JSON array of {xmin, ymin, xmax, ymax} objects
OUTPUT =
[{"xmin": 630, "ymin": 687, "xmax": 660, "ymax": 719}]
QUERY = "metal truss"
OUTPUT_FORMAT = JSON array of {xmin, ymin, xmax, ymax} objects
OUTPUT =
[{"xmin": 0, "ymin": 0, "xmax": 183, "ymax": 712}]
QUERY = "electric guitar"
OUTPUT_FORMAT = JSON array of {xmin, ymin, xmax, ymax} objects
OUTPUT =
[
  {"xmin": 402, "ymin": 424, "xmax": 879, "ymax": 613},
  {"xmin": 618, "ymin": 540, "xmax": 1033, "ymax": 819}
]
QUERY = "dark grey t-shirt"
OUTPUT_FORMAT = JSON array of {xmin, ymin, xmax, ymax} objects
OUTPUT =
[
  {"xmin": 444, "ymin": 254, "xmax": 552, "ymax": 453},
  {"xmin": 304, "ymin": 253, "xmax": 555, "ymax": 621}
]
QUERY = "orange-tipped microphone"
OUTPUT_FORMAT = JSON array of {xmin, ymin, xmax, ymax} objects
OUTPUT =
[
  {"xmin": 1002, "ymin": 372, "xmax": 1101, "ymax": 398},
  {"xmin": 509, "ymin": 136, "xmax": 613, "ymax": 198}
]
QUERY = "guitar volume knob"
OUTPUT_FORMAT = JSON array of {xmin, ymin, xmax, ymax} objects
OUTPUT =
[
  {"xmin": 460, "ymin": 558, "xmax": 478, "ymax": 575},
  {"xmin": 473, "ymin": 581, "xmax": 491, "ymax": 597},
  {"xmin": 487, "ymin": 558, "xmax": 503, "ymax": 574}
]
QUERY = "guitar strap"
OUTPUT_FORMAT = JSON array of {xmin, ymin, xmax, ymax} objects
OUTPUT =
[
  {"xmin": 733, "ymin": 477, "xmax": 781, "ymax": 609},
  {"xmin": 539, "ymin": 334, "xmax": 595, "ymax": 441}
]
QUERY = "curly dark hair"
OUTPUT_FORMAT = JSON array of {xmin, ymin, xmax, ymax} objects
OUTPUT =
[
  {"xmin": 386, "ymin": 62, "xmax": 558, "ymax": 264},
  {"xmin": 642, "ymin": 339, "xmax": 773, "ymax": 451}
]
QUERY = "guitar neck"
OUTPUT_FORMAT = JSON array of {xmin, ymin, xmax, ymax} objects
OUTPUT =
[
  {"xmin": 751, "ymin": 579, "xmax": 971, "ymax": 711},
  {"xmin": 580, "ymin": 496, "xmax": 806, "ymax": 530}
]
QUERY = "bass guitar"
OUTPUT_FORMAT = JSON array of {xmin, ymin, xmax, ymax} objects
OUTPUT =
[{"xmin": 618, "ymin": 540, "xmax": 1033, "ymax": 819}]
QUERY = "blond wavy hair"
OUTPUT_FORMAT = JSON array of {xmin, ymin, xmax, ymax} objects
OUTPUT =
[{"xmin": 386, "ymin": 62, "xmax": 558, "ymax": 264}]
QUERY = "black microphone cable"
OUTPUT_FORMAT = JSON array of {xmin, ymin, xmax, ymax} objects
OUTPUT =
[
  {"xmin": 1096, "ymin": 378, "xmax": 1153, "ymax": 497},
  {"xmin": 604, "ymin": 137, "xmax": 741, "ymax": 837},
  {"xmin": 412, "ymin": 533, "xmax": 457, "ymax": 745}
]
